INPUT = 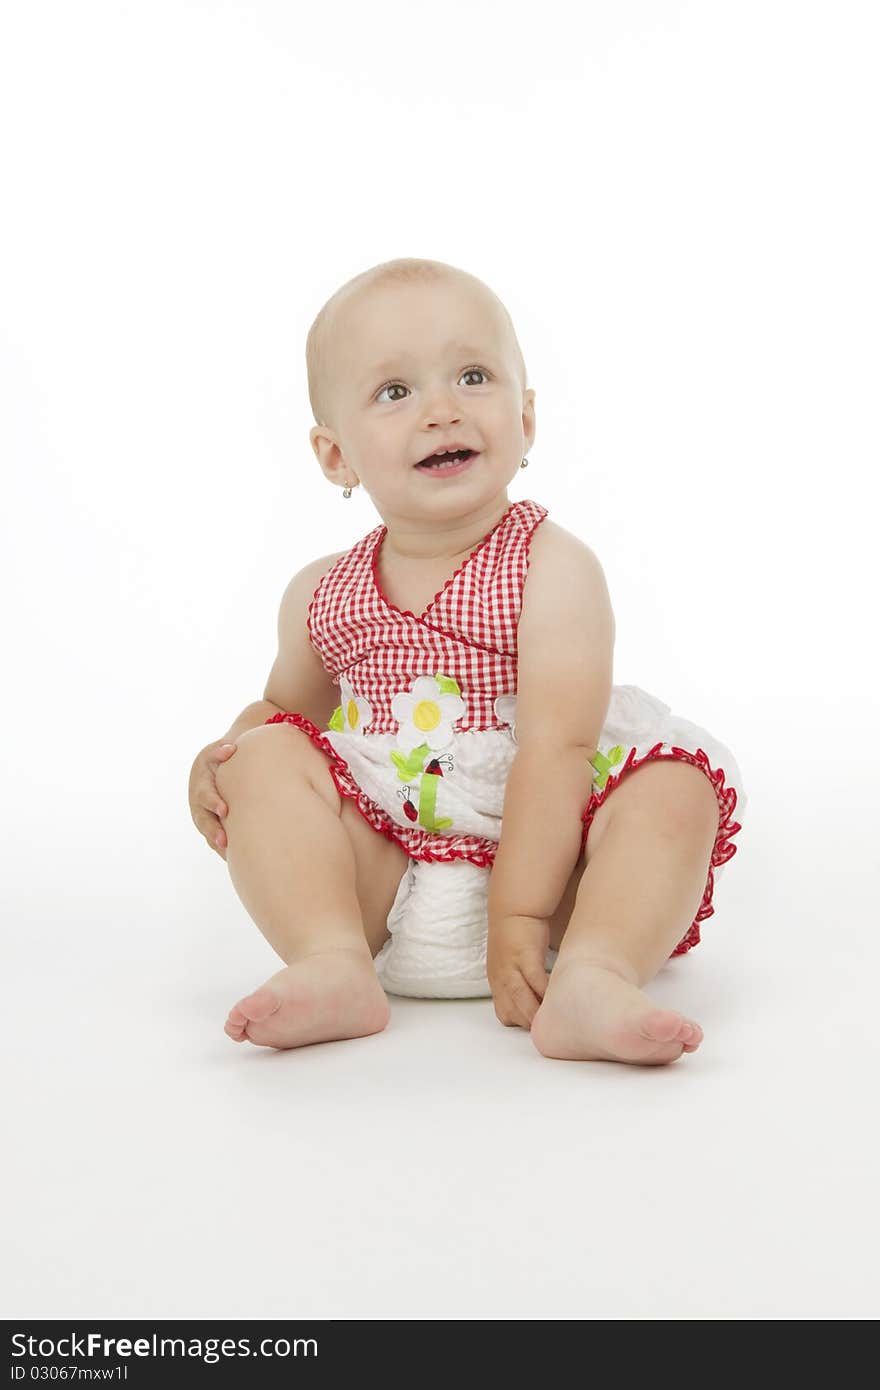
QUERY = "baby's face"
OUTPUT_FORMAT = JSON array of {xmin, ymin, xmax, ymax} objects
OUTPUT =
[{"xmin": 311, "ymin": 278, "xmax": 535, "ymax": 518}]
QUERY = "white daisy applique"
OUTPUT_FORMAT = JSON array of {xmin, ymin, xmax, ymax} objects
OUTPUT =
[
  {"xmin": 390, "ymin": 673, "xmax": 465, "ymax": 756},
  {"xmin": 327, "ymin": 677, "xmax": 373, "ymax": 735},
  {"xmin": 493, "ymin": 694, "xmax": 518, "ymax": 746},
  {"xmin": 388, "ymin": 673, "xmax": 463, "ymax": 834}
]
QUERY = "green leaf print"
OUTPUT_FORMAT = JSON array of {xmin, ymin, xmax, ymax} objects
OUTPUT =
[
  {"xmin": 390, "ymin": 743, "xmax": 432, "ymax": 781},
  {"xmin": 417, "ymin": 770, "xmax": 453, "ymax": 831},
  {"xmin": 589, "ymin": 744, "xmax": 626, "ymax": 791}
]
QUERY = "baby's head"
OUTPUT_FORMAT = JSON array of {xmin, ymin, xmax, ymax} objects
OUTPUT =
[{"xmin": 306, "ymin": 258, "xmax": 536, "ymax": 519}]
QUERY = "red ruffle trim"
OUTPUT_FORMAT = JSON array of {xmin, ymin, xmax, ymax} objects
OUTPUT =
[
  {"xmin": 580, "ymin": 742, "xmax": 744, "ymax": 956},
  {"xmin": 265, "ymin": 715, "xmax": 743, "ymax": 955},
  {"xmin": 263, "ymin": 711, "xmax": 501, "ymax": 867}
]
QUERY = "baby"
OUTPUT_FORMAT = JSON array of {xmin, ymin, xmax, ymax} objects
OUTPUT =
[{"xmin": 187, "ymin": 257, "xmax": 747, "ymax": 1065}]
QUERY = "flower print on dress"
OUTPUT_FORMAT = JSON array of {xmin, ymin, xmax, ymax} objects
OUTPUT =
[
  {"xmin": 493, "ymin": 694, "xmax": 518, "ymax": 745},
  {"xmin": 387, "ymin": 673, "xmax": 464, "ymax": 835},
  {"xmin": 327, "ymin": 677, "xmax": 373, "ymax": 735},
  {"xmin": 390, "ymin": 673, "xmax": 465, "ymax": 756}
]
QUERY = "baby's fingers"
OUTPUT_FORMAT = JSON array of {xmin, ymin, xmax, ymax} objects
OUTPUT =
[
  {"xmin": 206, "ymin": 743, "xmax": 236, "ymax": 850},
  {"xmin": 211, "ymin": 743, "xmax": 237, "ymax": 795},
  {"xmin": 519, "ymin": 956, "xmax": 550, "ymax": 1003},
  {"xmin": 211, "ymin": 810, "xmax": 228, "ymax": 858},
  {"xmin": 197, "ymin": 774, "xmax": 229, "ymax": 825},
  {"xmin": 495, "ymin": 973, "xmax": 542, "ymax": 1029},
  {"xmin": 189, "ymin": 740, "xmax": 237, "ymax": 859},
  {"xmin": 513, "ymin": 977, "xmax": 542, "ymax": 1028},
  {"xmin": 195, "ymin": 776, "xmax": 229, "ymax": 853},
  {"xmin": 194, "ymin": 805, "xmax": 228, "ymax": 858},
  {"xmin": 213, "ymin": 820, "xmax": 228, "ymax": 861}
]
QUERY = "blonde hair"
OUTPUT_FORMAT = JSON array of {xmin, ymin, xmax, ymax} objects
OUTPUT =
[{"xmin": 306, "ymin": 257, "xmax": 528, "ymax": 431}]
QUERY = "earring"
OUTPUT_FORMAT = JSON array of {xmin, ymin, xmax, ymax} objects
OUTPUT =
[{"xmin": 343, "ymin": 462, "xmax": 526, "ymax": 495}]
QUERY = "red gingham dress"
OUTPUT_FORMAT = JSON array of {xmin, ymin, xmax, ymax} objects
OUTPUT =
[{"xmin": 266, "ymin": 497, "xmax": 746, "ymax": 954}]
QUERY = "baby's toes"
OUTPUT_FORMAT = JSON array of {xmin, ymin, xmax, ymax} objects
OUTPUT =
[
  {"xmin": 224, "ymin": 1015, "xmax": 248, "ymax": 1042},
  {"xmin": 640, "ymin": 1007, "xmax": 690, "ymax": 1044},
  {"xmin": 639, "ymin": 1008, "xmax": 704, "ymax": 1059},
  {"xmin": 236, "ymin": 985, "xmax": 283, "ymax": 1024},
  {"xmin": 641, "ymin": 1010, "xmax": 704, "ymax": 1052},
  {"xmin": 224, "ymin": 986, "xmax": 282, "ymax": 1044}
]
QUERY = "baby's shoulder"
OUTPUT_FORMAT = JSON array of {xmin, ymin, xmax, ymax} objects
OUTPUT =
[
  {"xmin": 318, "ymin": 546, "xmax": 350, "ymax": 570},
  {"xmin": 520, "ymin": 516, "xmax": 612, "ymax": 622},
  {"xmin": 299, "ymin": 547, "xmax": 350, "ymax": 586},
  {"xmin": 282, "ymin": 548, "xmax": 351, "ymax": 621},
  {"xmin": 525, "ymin": 515, "xmax": 594, "ymax": 566}
]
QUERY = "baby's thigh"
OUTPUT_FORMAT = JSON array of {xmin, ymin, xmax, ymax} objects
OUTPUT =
[
  {"xmin": 338, "ymin": 796, "xmax": 410, "ymax": 958},
  {"xmin": 217, "ymin": 723, "xmax": 408, "ymax": 956}
]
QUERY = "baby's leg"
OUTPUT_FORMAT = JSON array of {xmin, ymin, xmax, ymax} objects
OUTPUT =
[
  {"xmin": 216, "ymin": 723, "xmax": 404, "ymax": 1050},
  {"xmin": 532, "ymin": 759, "xmax": 720, "ymax": 1065}
]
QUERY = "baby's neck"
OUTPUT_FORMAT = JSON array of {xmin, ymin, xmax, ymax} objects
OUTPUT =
[{"xmin": 380, "ymin": 496, "xmax": 511, "ymax": 564}]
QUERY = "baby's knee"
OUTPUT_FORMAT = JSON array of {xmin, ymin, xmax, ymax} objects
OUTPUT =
[{"xmin": 215, "ymin": 721, "xmax": 312, "ymax": 793}]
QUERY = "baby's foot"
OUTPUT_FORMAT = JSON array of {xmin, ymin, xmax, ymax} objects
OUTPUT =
[
  {"xmin": 224, "ymin": 946, "xmax": 390, "ymax": 1050},
  {"xmin": 529, "ymin": 956, "xmax": 703, "ymax": 1065}
]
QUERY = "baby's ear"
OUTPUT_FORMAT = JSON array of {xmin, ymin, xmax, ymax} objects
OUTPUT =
[
  {"xmin": 310, "ymin": 428, "xmax": 347, "ymax": 484},
  {"xmin": 522, "ymin": 389, "xmax": 537, "ymax": 446}
]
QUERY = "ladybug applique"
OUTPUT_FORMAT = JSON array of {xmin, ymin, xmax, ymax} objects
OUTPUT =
[
  {"xmin": 424, "ymin": 752, "xmax": 454, "ymax": 777},
  {"xmin": 396, "ymin": 753, "xmax": 454, "ymax": 823}
]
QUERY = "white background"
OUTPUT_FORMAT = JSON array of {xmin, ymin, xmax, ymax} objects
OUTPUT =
[{"xmin": 2, "ymin": 0, "xmax": 878, "ymax": 1320}]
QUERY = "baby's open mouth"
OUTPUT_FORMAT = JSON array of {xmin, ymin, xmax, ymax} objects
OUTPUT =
[{"xmin": 415, "ymin": 449, "xmax": 479, "ymax": 470}]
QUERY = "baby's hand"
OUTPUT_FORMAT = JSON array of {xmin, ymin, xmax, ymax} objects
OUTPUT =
[
  {"xmin": 188, "ymin": 739, "xmax": 238, "ymax": 860},
  {"xmin": 486, "ymin": 915, "xmax": 550, "ymax": 1029}
]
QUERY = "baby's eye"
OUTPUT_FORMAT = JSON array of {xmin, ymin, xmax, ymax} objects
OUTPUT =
[
  {"xmin": 375, "ymin": 366, "xmax": 491, "ymax": 404},
  {"xmin": 376, "ymin": 382, "xmax": 409, "ymax": 403}
]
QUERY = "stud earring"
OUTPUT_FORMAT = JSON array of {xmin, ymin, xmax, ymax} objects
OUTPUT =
[{"xmin": 343, "ymin": 461, "xmax": 527, "ymax": 497}]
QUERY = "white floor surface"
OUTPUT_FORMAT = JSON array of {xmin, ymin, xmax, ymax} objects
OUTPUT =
[{"xmin": 5, "ymin": 754, "xmax": 878, "ymax": 1321}]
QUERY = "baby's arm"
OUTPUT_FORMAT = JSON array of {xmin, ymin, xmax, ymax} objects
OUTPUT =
[
  {"xmin": 260, "ymin": 551, "xmax": 348, "ymax": 729},
  {"xmin": 198, "ymin": 551, "xmax": 346, "ymax": 856},
  {"xmin": 486, "ymin": 524, "xmax": 615, "ymax": 1019},
  {"xmin": 218, "ymin": 551, "xmax": 346, "ymax": 743}
]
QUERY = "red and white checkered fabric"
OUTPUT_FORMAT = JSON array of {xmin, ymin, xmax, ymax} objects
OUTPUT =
[
  {"xmin": 265, "ymin": 495, "xmax": 748, "ymax": 954},
  {"xmin": 307, "ymin": 497, "xmax": 549, "ymax": 732}
]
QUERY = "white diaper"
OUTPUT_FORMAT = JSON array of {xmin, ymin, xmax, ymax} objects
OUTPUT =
[
  {"xmin": 368, "ymin": 682, "xmax": 748, "ymax": 999},
  {"xmin": 373, "ymin": 857, "xmax": 558, "ymax": 999}
]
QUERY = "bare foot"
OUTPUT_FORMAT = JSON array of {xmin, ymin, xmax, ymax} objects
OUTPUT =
[
  {"xmin": 224, "ymin": 946, "xmax": 390, "ymax": 1050},
  {"xmin": 530, "ymin": 957, "xmax": 703, "ymax": 1065}
]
